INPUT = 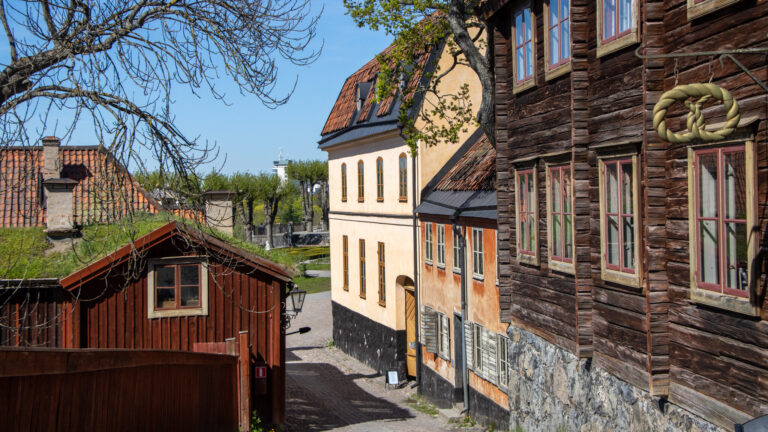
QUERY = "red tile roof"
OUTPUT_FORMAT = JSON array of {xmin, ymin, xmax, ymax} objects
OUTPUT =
[
  {"xmin": 320, "ymin": 43, "xmax": 433, "ymax": 136},
  {"xmin": 435, "ymin": 133, "xmax": 496, "ymax": 191},
  {"xmin": 0, "ymin": 146, "xmax": 161, "ymax": 227}
]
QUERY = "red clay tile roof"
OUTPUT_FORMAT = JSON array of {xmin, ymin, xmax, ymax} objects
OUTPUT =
[
  {"xmin": 320, "ymin": 43, "xmax": 433, "ymax": 136},
  {"xmin": 435, "ymin": 133, "xmax": 496, "ymax": 191},
  {"xmin": 0, "ymin": 146, "xmax": 161, "ymax": 227}
]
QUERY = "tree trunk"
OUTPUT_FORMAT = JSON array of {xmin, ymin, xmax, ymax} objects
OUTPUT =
[
  {"xmin": 299, "ymin": 180, "xmax": 313, "ymax": 232},
  {"xmin": 320, "ymin": 180, "xmax": 329, "ymax": 231},
  {"xmin": 264, "ymin": 198, "xmax": 281, "ymax": 248}
]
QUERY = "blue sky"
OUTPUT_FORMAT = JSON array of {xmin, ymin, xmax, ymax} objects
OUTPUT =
[{"xmin": 1, "ymin": 1, "xmax": 391, "ymax": 175}]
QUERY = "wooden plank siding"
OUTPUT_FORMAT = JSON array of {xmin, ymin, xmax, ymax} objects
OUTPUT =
[{"xmin": 485, "ymin": 0, "xmax": 768, "ymax": 427}]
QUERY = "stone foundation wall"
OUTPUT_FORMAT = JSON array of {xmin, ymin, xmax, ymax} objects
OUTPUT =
[
  {"xmin": 506, "ymin": 325, "xmax": 724, "ymax": 432},
  {"xmin": 332, "ymin": 301, "xmax": 406, "ymax": 377},
  {"xmin": 469, "ymin": 385, "xmax": 510, "ymax": 431}
]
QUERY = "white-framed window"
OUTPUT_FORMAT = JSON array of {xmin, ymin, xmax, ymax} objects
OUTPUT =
[
  {"xmin": 512, "ymin": 4, "xmax": 536, "ymax": 93},
  {"xmin": 425, "ymin": 222, "xmax": 433, "ymax": 265},
  {"xmin": 437, "ymin": 224, "xmax": 446, "ymax": 267},
  {"xmin": 473, "ymin": 323, "xmax": 483, "ymax": 372},
  {"xmin": 453, "ymin": 228, "xmax": 462, "ymax": 273},
  {"xmin": 516, "ymin": 167, "xmax": 538, "ymax": 265},
  {"xmin": 598, "ymin": 155, "xmax": 641, "ymax": 287},
  {"xmin": 547, "ymin": 163, "xmax": 575, "ymax": 273},
  {"xmin": 147, "ymin": 257, "xmax": 209, "ymax": 319},
  {"xmin": 497, "ymin": 334, "xmax": 510, "ymax": 390},
  {"xmin": 687, "ymin": 0, "xmax": 740, "ymax": 20},
  {"xmin": 688, "ymin": 142, "xmax": 758, "ymax": 316},
  {"xmin": 438, "ymin": 313, "xmax": 450, "ymax": 360},
  {"xmin": 596, "ymin": 0, "xmax": 638, "ymax": 57},
  {"xmin": 472, "ymin": 227, "xmax": 484, "ymax": 279}
]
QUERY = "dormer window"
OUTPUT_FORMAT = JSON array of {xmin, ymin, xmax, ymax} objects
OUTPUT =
[{"xmin": 355, "ymin": 80, "xmax": 373, "ymax": 113}]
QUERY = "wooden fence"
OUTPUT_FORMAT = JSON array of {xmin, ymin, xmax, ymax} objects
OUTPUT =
[{"xmin": 0, "ymin": 348, "xmax": 240, "ymax": 432}]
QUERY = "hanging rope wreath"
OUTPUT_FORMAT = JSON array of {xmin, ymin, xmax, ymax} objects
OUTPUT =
[{"xmin": 653, "ymin": 83, "xmax": 741, "ymax": 143}]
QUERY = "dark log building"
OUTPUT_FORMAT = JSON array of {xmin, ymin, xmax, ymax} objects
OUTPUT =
[{"xmin": 482, "ymin": 0, "xmax": 768, "ymax": 429}]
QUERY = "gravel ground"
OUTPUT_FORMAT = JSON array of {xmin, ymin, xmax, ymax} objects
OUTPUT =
[{"xmin": 284, "ymin": 292, "xmax": 480, "ymax": 432}]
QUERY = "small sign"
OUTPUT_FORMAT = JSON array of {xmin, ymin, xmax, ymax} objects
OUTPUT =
[
  {"xmin": 387, "ymin": 370, "xmax": 399, "ymax": 386},
  {"xmin": 255, "ymin": 366, "xmax": 267, "ymax": 379}
]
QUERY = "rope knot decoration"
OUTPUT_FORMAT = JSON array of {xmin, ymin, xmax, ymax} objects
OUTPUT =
[{"xmin": 653, "ymin": 83, "xmax": 741, "ymax": 143}]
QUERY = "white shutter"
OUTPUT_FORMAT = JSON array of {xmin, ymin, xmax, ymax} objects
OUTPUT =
[
  {"xmin": 464, "ymin": 320, "xmax": 473, "ymax": 370},
  {"xmin": 440, "ymin": 314, "xmax": 450, "ymax": 359},
  {"xmin": 485, "ymin": 328, "xmax": 498, "ymax": 385},
  {"xmin": 422, "ymin": 307, "xmax": 438, "ymax": 353}
]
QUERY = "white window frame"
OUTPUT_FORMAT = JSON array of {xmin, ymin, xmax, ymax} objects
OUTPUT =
[
  {"xmin": 438, "ymin": 312, "xmax": 451, "ymax": 360},
  {"xmin": 453, "ymin": 227, "xmax": 462, "ymax": 273},
  {"xmin": 425, "ymin": 222, "xmax": 433, "ymax": 265},
  {"xmin": 497, "ymin": 334, "xmax": 510, "ymax": 391},
  {"xmin": 437, "ymin": 224, "xmax": 446, "ymax": 268},
  {"xmin": 472, "ymin": 227, "xmax": 485, "ymax": 280},
  {"xmin": 147, "ymin": 257, "xmax": 209, "ymax": 319}
]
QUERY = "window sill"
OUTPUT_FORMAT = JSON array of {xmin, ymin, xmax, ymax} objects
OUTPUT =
[
  {"xmin": 378, "ymin": 300, "xmax": 386, "ymax": 308},
  {"xmin": 341, "ymin": 199, "xmax": 347, "ymax": 203},
  {"xmin": 453, "ymin": 268, "xmax": 462, "ymax": 274},
  {"xmin": 357, "ymin": 199, "xmax": 365, "ymax": 203},
  {"xmin": 437, "ymin": 264, "xmax": 446, "ymax": 270},
  {"xmin": 690, "ymin": 288, "xmax": 758, "ymax": 317},
  {"xmin": 149, "ymin": 308, "xmax": 207, "ymax": 319},
  {"xmin": 342, "ymin": 286, "xmax": 349, "ymax": 291},
  {"xmin": 399, "ymin": 197, "xmax": 408, "ymax": 203},
  {"xmin": 687, "ymin": 0, "xmax": 741, "ymax": 20},
  {"xmin": 472, "ymin": 274, "xmax": 484, "ymax": 282},
  {"xmin": 425, "ymin": 260, "xmax": 433, "ymax": 266},
  {"xmin": 377, "ymin": 198, "xmax": 384, "ymax": 203},
  {"xmin": 601, "ymin": 267, "xmax": 642, "ymax": 288},
  {"xmin": 549, "ymin": 259, "xmax": 575, "ymax": 275},
  {"xmin": 359, "ymin": 294, "xmax": 366, "ymax": 299},
  {"xmin": 596, "ymin": 30, "xmax": 639, "ymax": 58},
  {"xmin": 544, "ymin": 61, "xmax": 571, "ymax": 81},
  {"xmin": 518, "ymin": 253, "xmax": 538, "ymax": 266},
  {"xmin": 513, "ymin": 78, "xmax": 535, "ymax": 95}
]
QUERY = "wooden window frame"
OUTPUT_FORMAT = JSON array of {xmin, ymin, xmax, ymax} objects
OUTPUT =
[
  {"xmin": 357, "ymin": 160, "xmax": 365, "ymax": 202},
  {"xmin": 516, "ymin": 167, "xmax": 539, "ymax": 265},
  {"xmin": 598, "ymin": 155, "xmax": 642, "ymax": 287},
  {"xmin": 359, "ymin": 239, "xmax": 366, "ymax": 299},
  {"xmin": 546, "ymin": 163, "xmax": 575, "ymax": 274},
  {"xmin": 377, "ymin": 242, "xmax": 386, "ymax": 306},
  {"xmin": 688, "ymin": 141, "xmax": 758, "ymax": 316},
  {"xmin": 472, "ymin": 227, "xmax": 484, "ymax": 280},
  {"xmin": 687, "ymin": 0, "xmax": 740, "ymax": 20},
  {"xmin": 436, "ymin": 224, "xmax": 446, "ymax": 268},
  {"xmin": 399, "ymin": 153, "xmax": 408, "ymax": 202},
  {"xmin": 376, "ymin": 157, "xmax": 384, "ymax": 202},
  {"xmin": 473, "ymin": 323, "xmax": 483, "ymax": 373},
  {"xmin": 341, "ymin": 163, "xmax": 347, "ymax": 202},
  {"xmin": 425, "ymin": 222, "xmax": 434, "ymax": 265},
  {"xmin": 543, "ymin": 0, "xmax": 571, "ymax": 81},
  {"xmin": 512, "ymin": 4, "xmax": 536, "ymax": 94},
  {"xmin": 147, "ymin": 257, "xmax": 209, "ymax": 319},
  {"xmin": 497, "ymin": 334, "xmax": 509, "ymax": 391},
  {"xmin": 596, "ymin": 0, "xmax": 638, "ymax": 58},
  {"xmin": 453, "ymin": 227, "xmax": 462, "ymax": 273},
  {"xmin": 342, "ymin": 235, "xmax": 349, "ymax": 291}
]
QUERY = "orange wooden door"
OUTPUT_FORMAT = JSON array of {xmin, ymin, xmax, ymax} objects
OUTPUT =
[{"xmin": 405, "ymin": 288, "xmax": 417, "ymax": 377}]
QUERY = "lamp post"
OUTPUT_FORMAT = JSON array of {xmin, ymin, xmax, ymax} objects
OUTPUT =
[{"xmin": 282, "ymin": 283, "xmax": 307, "ymax": 329}]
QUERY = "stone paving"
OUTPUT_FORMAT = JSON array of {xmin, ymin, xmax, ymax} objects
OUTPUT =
[{"xmin": 284, "ymin": 292, "xmax": 480, "ymax": 432}]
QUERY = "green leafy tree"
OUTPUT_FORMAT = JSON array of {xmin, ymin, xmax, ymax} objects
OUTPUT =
[
  {"xmin": 251, "ymin": 173, "xmax": 292, "ymax": 248},
  {"xmin": 286, "ymin": 160, "xmax": 328, "ymax": 232},
  {"xmin": 344, "ymin": 1, "xmax": 494, "ymax": 150}
]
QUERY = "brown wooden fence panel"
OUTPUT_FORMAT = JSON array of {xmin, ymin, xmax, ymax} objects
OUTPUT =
[{"xmin": 0, "ymin": 348, "xmax": 238, "ymax": 432}]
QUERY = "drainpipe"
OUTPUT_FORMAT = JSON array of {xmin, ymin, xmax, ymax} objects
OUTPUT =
[
  {"xmin": 455, "ymin": 223, "xmax": 469, "ymax": 413},
  {"xmin": 412, "ymin": 153, "xmax": 421, "ymax": 386}
]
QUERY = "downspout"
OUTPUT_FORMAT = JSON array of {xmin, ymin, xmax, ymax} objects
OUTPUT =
[
  {"xmin": 454, "ymin": 222, "xmax": 469, "ymax": 413},
  {"xmin": 412, "ymin": 153, "xmax": 421, "ymax": 386}
]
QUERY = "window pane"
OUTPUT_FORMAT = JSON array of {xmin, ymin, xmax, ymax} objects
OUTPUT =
[
  {"xmin": 550, "ymin": 20, "xmax": 559, "ymax": 65},
  {"xmin": 606, "ymin": 163, "xmax": 618, "ymax": 213},
  {"xmin": 699, "ymin": 220, "xmax": 719, "ymax": 284},
  {"xmin": 698, "ymin": 154, "xmax": 718, "ymax": 218},
  {"xmin": 180, "ymin": 265, "xmax": 199, "ymax": 286},
  {"xmin": 603, "ymin": 0, "xmax": 616, "ymax": 39},
  {"xmin": 725, "ymin": 222, "xmax": 748, "ymax": 291},
  {"xmin": 724, "ymin": 151, "xmax": 746, "ymax": 220},
  {"xmin": 516, "ymin": 47, "xmax": 525, "ymax": 82},
  {"xmin": 623, "ymin": 216, "xmax": 635, "ymax": 269},
  {"xmin": 563, "ymin": 168, "xmax": 572, "ymax": 213},
  {"xmin": 562, "ymin": 0, "xmax": 570, "ymax": 19},
  {"xmin": 550, "ymin": 0, "xmax": 558, "ymax": 24},
  {"xmin": 181, "ymin": 286, "xmax": 200, "ymax": 307},
  {"xmin": 561, "ymin": 19, "xmax": 570, "ymax": 61},
  {"xmin": 622, "ymin": 163, "xmax": 633, "ymax": 214},
  {"xmin": 156, "ymin": 288, "xmax": 175, "ymax": 309},
  {"xmin": 524, "ymin": 9, "xmax": 532, "ymax": 39},
  {"xmin": 607, "ymin": 215, "xmax": 619, "ymax": 265},
  {"xmin": 527, "ymin": 214, "xmax": 536, "ymax": 251},
  {"xmin": 156, "ymin": 266, "xmax": 175, "ymax": 287},
  {"xmin": 552, "ymin": 170, "xmax": 561, "ymax": 213},
  {"xmin": 526, "ymin": 42, "xmax": 533, "ymax": 77},
  {"xmin": 515, "ymin": 13, "xmax": 524, "ymax": 45},
  {"xmin": 619, "ymin": 0, "xmax": 632, "ymax": 32},
  {"xmin": 553, "ymin": 213, "xmax": 562, "ymax": 257},
  {"xmin": 564, "ymin": 214, "xmax": 573, "ymax": 259}
]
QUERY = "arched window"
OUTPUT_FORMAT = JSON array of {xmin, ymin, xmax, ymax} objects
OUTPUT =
[
  {"xmin": 341, "ymin": 163, "xmax": 347, "ymax": 202},
  {"xmin": 398, "ymin": 153, "xmax": 408, "ymax": 202},
  {"xmin": 357, "ymin": 160, "xmax": 364, "ymax": 202},
  {"xmin": 376, "ymin": 157, "xmax": 384, "ymax": 202}
]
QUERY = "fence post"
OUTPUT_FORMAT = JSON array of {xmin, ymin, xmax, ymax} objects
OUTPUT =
[{"xmin": 238, "ymin": 331, "xmax": 251, "ymax": 431}]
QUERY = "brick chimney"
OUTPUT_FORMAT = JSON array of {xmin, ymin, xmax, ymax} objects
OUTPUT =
[
  {"xmin": 43, "ymin": 178, "xmax": 78, "ymax": 237},
  {"xmin": 41, "ymin": 136, "xmax": 61, "ymax": 180},
  {"xmin": 204, "ymin": 190, "xmax": 235, "ymax": 236}
]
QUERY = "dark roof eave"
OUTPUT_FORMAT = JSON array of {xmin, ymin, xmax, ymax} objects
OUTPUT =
[{"xmin": 318, "ymin": 120, "xmax": 400, "ymax": 148}]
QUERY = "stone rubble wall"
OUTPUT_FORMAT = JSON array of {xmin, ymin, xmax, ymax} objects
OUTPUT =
[{"xmin": 506, "ymin": 325, "xmax": 724, "ymax": 432}]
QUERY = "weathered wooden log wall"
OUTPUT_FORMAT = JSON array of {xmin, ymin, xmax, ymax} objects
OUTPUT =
[{"xmin": 487, "ymin": 0, "xmax": 768, "ymax": 427}]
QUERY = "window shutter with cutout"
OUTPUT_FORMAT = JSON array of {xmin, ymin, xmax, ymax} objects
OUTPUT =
[{"xmin": 422, "ymin": 307, "xmax": 438, "ymax": 353}]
